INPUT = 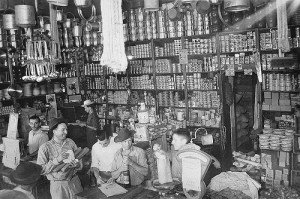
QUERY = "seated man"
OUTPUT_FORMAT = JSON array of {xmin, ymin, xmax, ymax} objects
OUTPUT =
[
  {"xmin": 155, "ymin": 128, "xmax": 221, "ymax": 184},
  {"xmin": 108, "ymin": 128, "xmax": 149, "ymax": 186},
  {"xmin": 91, "ymin": 129, "xmax": 122, "ymax": 185},
  {"xmin": 0, "ymin": 161, "xmax": 42, "ymax": 199},
  {"xmin": 27, "ymin": 115, "xmax": 49, "ymax": 158}
]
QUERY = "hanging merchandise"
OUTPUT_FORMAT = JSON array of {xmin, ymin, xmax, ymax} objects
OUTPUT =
[
  {"xmin": 144, "ymin": 0, "xmax": 159, "ymax": 11},
  {"xmin": 3, "ymin": 13, "xmax": 16, "ymax": 30},
  {"xmin": 15, "ymin": 5, "xmax": 36, "ymax": 28},
  {"xmin": 47, "ymin": 0, "xmax": 68, "ymax": 6},
  {"xmin": 100, "ymin": 0, "xmax": 128, "ymax": 73},
  {"xmin": 224, "ymin": 0, "xmax": 250, "ymax": 12},
  {"xmin": 276, "ymin": 0, "xmax": 290, "ymax": 53}
]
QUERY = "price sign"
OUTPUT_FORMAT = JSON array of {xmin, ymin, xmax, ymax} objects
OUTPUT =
[{"xmin": 179, "ymin": 49, "xmax": 188, "ymax": 64}]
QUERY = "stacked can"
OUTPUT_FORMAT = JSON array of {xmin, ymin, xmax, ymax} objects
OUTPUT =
[
  {"xmin": 129, "ymin": 10, "xmax": 137, "ymax": 41},
  {"xmin": 172, "ymin": 63, "xmax": 183, "ymax": 73},
  {"xmin": 130, "ymin": 75, "xmax": 154, "ymax": 89},
  {"xmin": 151, "ymin": 12, "xmax": 158, "ymax": 39},
  {"xmin": 184, "ymin": 11, "xmax": 194, "ymax": 36},
  {"xmin": 174, "ymin": 39, "xmax": 182, "ymax": 55},
  {"xmin": 156, "ymin": 76, "xmax": 175, "ymax": 90},
  {"xmin": 263, "ymin": 73, "xmax": 299, "ymax": 91},
  {"xmin": 107, "ymin": 76, "xmax": 128, "ymax": 89},
  {"xmin": 157, "ymin": 10, "xmax": 166, "ymax": 39},
  {"xmin": 195, "ymin": 13, "xmax": 204, "ymax": 35},
  {"xmin": 156, "ymin": 59, "xmax": 172, "ymax": 73},
  {"xmin": 87, "ymin": 77, "xmax": 105, "ymax": 90},
  {"xmin": 0, "ymin": 27, "xmax": 4, "ymax": 48},
  {"xmin": 127, "ymin": 43, "xmax": 152, "ymax": 58},
  {"xmin": 176, "ymin": 75, "xmax": 184, "ymax": 90},
  {"xmin": 166, "ymin": 20, "xmax": 176, "ymax": 38},
  {"xmin": 136, "ymin": 8, "xmax": 145, "ymax": 41}
]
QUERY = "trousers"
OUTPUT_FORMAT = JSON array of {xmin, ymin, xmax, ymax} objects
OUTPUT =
[{"xmin": 50, "ymin": 175, "xmax": 83, "ymax": 199}]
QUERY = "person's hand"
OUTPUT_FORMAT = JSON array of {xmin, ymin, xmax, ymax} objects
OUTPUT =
[
  {"xmin": 57, "ymin": 152, "xmax": 69, "ymax": 163},
  {"xmin": 107, "ymin": 178, "xmax": 115, "ymax": 184},
  {"xmin": 213, "ymin": 160, "xmax": 221, "ymax": 169},
  {"xmin": 97, "ymin": 177, "xmax": 105, "ymax": 185},
  {"xmin": 69, "ymin": 159, "xmax": 80, "ymax": 168}
]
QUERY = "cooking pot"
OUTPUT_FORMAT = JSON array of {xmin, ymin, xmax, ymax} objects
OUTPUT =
[
  {"xmin": 74, "ymin": 0, "xmax": 92, "ymax": 8},
  {"xmin": 47, "ymin": 0, "xmax": 68, "ymax": 6},
  {"xmin": 15, "ymin": 5, "xmax": 36, "ymax": 28},
  {"xmin": 3, "ymin": 14, "xmax": 16, "ymax": 30},
  {"xmin": 224, "ymin": 0, "xmax": 250, "ymax": 12}
]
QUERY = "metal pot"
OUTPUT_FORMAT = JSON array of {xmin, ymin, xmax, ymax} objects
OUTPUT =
[
  {"xmin": 15, "ymin": 5, "xmax": 36, "ymax": 28},
  {"xmin": 3, "ymin": 14, "xmax": 16, "ymax": 30},
  {"xmin": 224, "ymin": 0, "xmax": 250, "ymax": 12},
  {"xmin": 74, "ymin": 0, "xmax": 92, "ymax": 8}
]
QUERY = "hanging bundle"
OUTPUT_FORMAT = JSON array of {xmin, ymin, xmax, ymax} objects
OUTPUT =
[
  {"xmin": 276, "ymin": 0, "xmax": 290, "ymax": 53},
  {"xmin": 100, "ymin": 0, "xmax": 128, "ymax": 73}
]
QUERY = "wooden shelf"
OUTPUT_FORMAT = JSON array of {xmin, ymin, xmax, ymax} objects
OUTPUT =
[
  {"xmin": 128, "ymin": 73, "xmax": 154, "ymax": 76},
  {"xmin": 130, "ymin": 57, "xmax": 152, "ymax": 61},
  {"xmin": 262, "ymin": 90, "xmax": 300, "ymax": 93},
  {"xmin": 188, "ymin": 107, "xmax": 218, "ymax": 110},
  {"xmin": 220, "ymin": 50, "xmax": 255, "ymax": 55},
  {"xmin": 262, "ymin": 69, "xmax": 300, "ymax": 73}
]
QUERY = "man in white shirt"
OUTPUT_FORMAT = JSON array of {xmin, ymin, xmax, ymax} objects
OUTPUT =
[
  {"xmin": 91, "ymin": 129, "xmax": 122, "ymax": 185},
  {"xmin": 27, "ymin": 115, "xmax": 48, "ymax": 157}
]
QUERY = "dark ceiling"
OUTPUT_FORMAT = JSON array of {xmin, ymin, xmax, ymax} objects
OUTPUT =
[{"xmin": 1, "ymin": 0, "xmax": 174, "ymax": 19}]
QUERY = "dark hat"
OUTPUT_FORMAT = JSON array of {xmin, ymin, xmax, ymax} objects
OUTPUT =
[
  {"xmin": 10, "ymin": 162, "xmax": 42, "ymax": 185},
  {"xmin": 114, "ymin": 128, "xmax": 133, "ymax": 143},
  {"xmin": 49, "ymin": 117, "xmax": 67, "ymax": 132},
  {"xmin": 0, "ymin": 190, "xmax": 29, "ymax": 199}
]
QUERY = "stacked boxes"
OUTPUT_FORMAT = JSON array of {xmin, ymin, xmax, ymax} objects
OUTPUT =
[{"xmin": 262, "ymin": 92, "xmax": 292, "ymax": 111}]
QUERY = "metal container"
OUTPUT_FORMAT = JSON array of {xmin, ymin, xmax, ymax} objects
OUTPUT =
[
  {"xmin": 224, "ymin": 0, "xmax": 250, "ymax": 12},
  {"xmin": 3, "ymin": 14, "xmax": 16, "ymax": 30},
  {"xmin": 47, "ymin": 0, "xmax": 68, "ymax": 6},
  {"xmin": 74, "ymin": 0, "xmax": 92, "ymax": 8},
  {"xmin": 196, "ymin": 0, "xmax": 211, "ymax": 14},
  {"xmin": 144, "ymin": 0, "xmax": 159, "ymax": 11},
  {"xmin": 15, "ymin": 5, "xmax": 36, "ymax": 28},
  {"xmin": 72, "ymin": 25, "xmax": 82, "ymax": 37}
]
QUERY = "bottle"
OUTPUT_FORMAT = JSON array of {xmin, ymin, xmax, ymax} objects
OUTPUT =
[{"xmin": 121, "ymin": 155, "xmax": 131, "ymax": 188}]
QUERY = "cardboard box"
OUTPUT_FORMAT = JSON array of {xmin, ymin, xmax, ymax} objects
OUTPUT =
[
  {"xmin": 272, "ymin": 98, "xmax": 279, "ymax": 105},
  {"xmin": 275, "ymin": 170, "xmax": 282, "ymax": 180},
  {"xmin": 262, "ymin": 105, "xmax": 270, "ymax": 110},
  {"xmin": 272, "ymin": 92, "xmax": 279, "ymax": 99},
  {"xmin": 264, "ymin": 92, "xmax": 272, "ymax": 99},
  {"xmin": 279, "ymin": 100, "xmax": 291, "ymax": 106},
  {"xmin": 280, "ymin": 106, "xmax": 292, "ymax": 112},
  {"xmin": 264, "ymin": 99, "xmax": 272, "ymax": 105}
]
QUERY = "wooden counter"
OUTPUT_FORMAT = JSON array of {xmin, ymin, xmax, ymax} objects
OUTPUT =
[{"xmin": 76, "ymin": 185, "xmax": 160, "ymax": 199}]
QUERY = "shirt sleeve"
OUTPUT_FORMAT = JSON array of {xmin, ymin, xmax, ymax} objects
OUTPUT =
[
  {"xmin": 38, "ymin": 135, "xmax": 49, "ymax": 149},
  {"xmin": 91, "ymin": 145, "xmax": 98, "ymax": 168},
  {"xmin": 36, "ymin": 143, "xmax": 59, "ymax": 175},
  {"xmin": 111, "ymin": 151, "xmax": 122, "ymax": 179}
]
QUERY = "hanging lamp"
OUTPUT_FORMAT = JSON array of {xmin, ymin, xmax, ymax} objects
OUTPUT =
[
  {"xmin": 224, "ymin": 0, "xmax": 250, "ymax": 12},
  {"xmin": 144, "ymin": 0, "xmax": 159, "ymax": 11}
]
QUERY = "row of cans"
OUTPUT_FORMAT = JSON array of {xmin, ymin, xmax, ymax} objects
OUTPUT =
[
  {"xmin": 127, "ymin": 43, "xmax": 152, "ymax": 58},
  {"xmin": 220, "ymin": 31, "xmax": 257, "ymax": 53},
  {"xmin": 130, "ymin": 75, "xmax": 154, "ymax": 90},
  {"xmin": 185, "ymin": 37, "xmax": 217, "ymax": 54},
  {"xmin": 262, "ymin": 73, "xmax": 300, "ymax": 91},
  {"xmin": 220, "ymin": 53, "xmax": 255, "ymax": 69},
  {"xmin": 186, "ymin": 75, "xmax": 218, "ymax": 90},
  {"xmin": 155, "ymin": 59, "xmax": 172, "ymax": 73},
  {"xmin": 156, "ymin": 75, "xmax": 175, "ymax": 90},
  {"xmin": 106, "ymin": 76, "xmax": 128, "ymax": 90},
  {"xmin": 155, "ymin": 39, "xmax": 182, "ymax": 57},
  {"xmin": 188, "ymin": 91, "xmax": 220, "ymax": 108},
  {"xmin": 84, "ymin": 63, "xmax": 106, "ymax": 76},
  {"xmin": 129, "ymin": 60, "xmax": 153, "ymax": 74},
  {"xmin": 261, "ymin": 53, "xmax": 278, "ymax": 70},
  {"xmin": 86, "ymin": 77, "xmax": 105, "ymax": 90},
  {"xmin": 187, "ymin": 57, "xmax": 219, "ymax": 72},
  {"xmin": 107, "ymin": 91, "xmax": 128, "ymax": 104},
  {"xmin": 158, "ymin": 91, "xmax": 181, "ymax": 107}
]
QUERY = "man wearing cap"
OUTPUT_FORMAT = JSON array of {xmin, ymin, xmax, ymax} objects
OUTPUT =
[
  {"xmin": 37, "ymin": 118, "xmax": 83, "ymax": 199},
  {"xmin": 76, "ymin": 100, "xmax": 100, "ymax": 149},
  {"xmin": 0, "ymin": 161, "xmax": 42, "ymax": 199},
  {"xmin": 108, "ymin": 128, "xmax": 149, "ymax": 186},
  {"xmin": 91, "ymin": 128, "xmax": 122, "ymax": 185}
]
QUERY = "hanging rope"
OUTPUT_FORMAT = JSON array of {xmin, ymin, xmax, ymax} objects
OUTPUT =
[
  {"xmin": 100, "ymin": 0, "xmax": 128, "ymax": 73},
  {"xmin": 276, "ymin": 0, "xmax": 290, "ymax": 53}
]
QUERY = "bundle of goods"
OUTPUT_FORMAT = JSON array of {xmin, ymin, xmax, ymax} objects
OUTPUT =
[
  {"xmin": 260, "ymin": 185, "xmax": 300, "ymax": 199},
  {"xmin": 259, "ymin": 128, "xmax": 294, "ymax": 151},
  {"xmin": 232, "ymin": 151, "xmax": 261, "ymax": 170}
]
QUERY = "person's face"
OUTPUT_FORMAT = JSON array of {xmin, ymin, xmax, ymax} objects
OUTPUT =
[
  {"xmin": 29, "ymin": 119, "xmax": 40, "ymax": 131},
  {"xmin": 121, "ymin": 138, "xmax": 132, "ymax": 150},
  {"xmin": 172, "ymin": 134, "xmax": 187, "ymax": 150},
  {"xmin": 84, "ymin": 106, "xmax": 91, "ymax": 113},
  {"xmin": 98, "ymin": 138, "xmax": 110, "ymax": 148},
  {"xmin": 53, "ymin": 123, "xmax": 68, "ymax": 141}
]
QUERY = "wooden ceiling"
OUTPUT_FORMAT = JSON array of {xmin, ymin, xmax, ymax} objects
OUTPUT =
[{"xmin": 0, "ymin": 0, "xmax": 174, "ymax": 19}]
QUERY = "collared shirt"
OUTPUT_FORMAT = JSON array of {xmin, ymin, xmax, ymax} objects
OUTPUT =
[
  {"xmin": 28, "ymin": 129, "xmax": 49, "ymax": 154},
  {"xmin": 170, "ymin": 143, "xmax": 200, "ymax": 180},
  {"xmin": 14, "ymin": 186, "xmax": 35, "ymax": 199},
  {"xmin": 111, "ymin": 146, "xmax": 148, "ymax": 186},
  {"xmin": 91, "ymin": 135, "xmax": 122, "ymax": 172},
  {"xmin": 37, "ymin": 138, "xmax": 79, "ymax": 181}
]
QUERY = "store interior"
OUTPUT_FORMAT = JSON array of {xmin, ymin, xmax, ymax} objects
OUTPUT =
[{"xmin": 0, "ymin": 0, "xmax": 300, "ymax": 198}]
